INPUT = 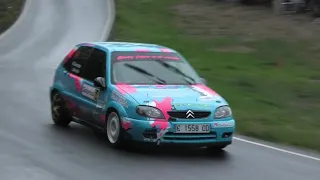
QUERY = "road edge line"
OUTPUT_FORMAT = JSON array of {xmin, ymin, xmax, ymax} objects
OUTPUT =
[
  {"xmin": 233, "ymin": 136, "xmax": 320, "ymax": 161},
  {"xmin": 100, "ymin": 0, "xmax": 115, "ymax": 41}
]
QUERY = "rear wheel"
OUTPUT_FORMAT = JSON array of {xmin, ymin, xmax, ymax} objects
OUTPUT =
[{"xmin": 51, "ymin": 91, "xmax": 72, "ymax": 127}]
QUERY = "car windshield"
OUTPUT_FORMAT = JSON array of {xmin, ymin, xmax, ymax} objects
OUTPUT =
[{"xmin": 111, "ymin": 51, "xmax": 202, "ymax": 85}]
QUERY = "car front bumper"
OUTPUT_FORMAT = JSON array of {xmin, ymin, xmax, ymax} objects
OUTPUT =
[{"xmin": 120, "ymin": 117, "xmax": 235, "ymax": 146}]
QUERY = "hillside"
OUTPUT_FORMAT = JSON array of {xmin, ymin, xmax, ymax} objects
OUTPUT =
[{"xmin": 113, "ymin": 0, "xmax": 320, "ymax": 151}]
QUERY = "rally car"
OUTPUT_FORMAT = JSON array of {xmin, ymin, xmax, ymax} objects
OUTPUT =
[{"xmin": 49, "ymin": 42, "xmax": 235, "ymax": 150}]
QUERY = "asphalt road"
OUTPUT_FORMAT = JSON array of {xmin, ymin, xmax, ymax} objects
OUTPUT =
[{"xmin": 0, "ymin": 0, "xmax": 319, "ymax": 180}]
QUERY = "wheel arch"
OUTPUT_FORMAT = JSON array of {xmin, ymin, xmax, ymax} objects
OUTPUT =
[
  {"xmin": 106, "ymin": 107, "xmax": 119, "ymax": 117},
  {"xmin": 105, "ymin": 100, "xmax": 129, "ymax": 118},
  {"xmin": 50, "ymin": 88, "xmax": 59, "ymax": 101}
]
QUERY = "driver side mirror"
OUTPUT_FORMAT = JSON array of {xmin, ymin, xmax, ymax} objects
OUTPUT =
[
  {"xmin": 93, "ymin": 77, "xmax": 106, "ymax": 89},
  {"xmin": 200, "ymin": 77, "xmax": 207, "ymax": 85}
]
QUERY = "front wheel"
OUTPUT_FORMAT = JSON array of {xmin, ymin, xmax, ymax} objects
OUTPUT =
[{"xmin": 105, "ymin": 111, "xmax": 124, "ymax": 148}]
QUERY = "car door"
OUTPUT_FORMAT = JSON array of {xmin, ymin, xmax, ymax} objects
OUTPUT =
[
  {"xmin": 61, "ymin": 46, "xmax": 93, "ymax": 120},
  {"xmin": 79, "ymin": 47, "xmax": 108, "ymax": 127}
]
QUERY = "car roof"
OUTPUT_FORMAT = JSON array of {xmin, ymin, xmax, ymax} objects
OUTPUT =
[{"xmin": 77, "ymin": 41, "xmax": 178, "ymax": 53}]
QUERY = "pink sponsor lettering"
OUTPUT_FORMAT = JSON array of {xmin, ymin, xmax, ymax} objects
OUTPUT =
[
  {"xmin": 136, "ymin": 56, "xmax": 150, "ymax": 59},
  {"xmin": 116, "ymin": 55, "xmax": 180, "ymax": 61},
  {"xmin": 163, "ymin": 56, "xmax": 179, "ymax": 60},
  {"xmin": 117, "ymin": 56, "xmax": 134, "ymax": 60}
]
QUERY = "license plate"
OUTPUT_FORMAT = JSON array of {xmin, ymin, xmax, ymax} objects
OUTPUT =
[{"xmin": 175, "ymin": 124, "xmax": 210, "ymax": 133}]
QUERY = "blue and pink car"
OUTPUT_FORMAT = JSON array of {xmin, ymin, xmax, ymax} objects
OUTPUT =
[{"xmin": 49, "ymin": 42, "xmax": 235, "ymax": 150}]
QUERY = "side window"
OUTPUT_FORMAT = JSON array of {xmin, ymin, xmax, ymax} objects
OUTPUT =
[
  {"xmin": 82, "ymin": 48, "xmax": 106, "ymax": 82},
  {"xmin": 63, "ymin": 46, "xmax": 93, "ymax": 76}
]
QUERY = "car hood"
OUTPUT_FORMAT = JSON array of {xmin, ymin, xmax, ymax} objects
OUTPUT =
[{"xmin": 116, "ymin": 84, "xmax": 228, "ymax": 111}]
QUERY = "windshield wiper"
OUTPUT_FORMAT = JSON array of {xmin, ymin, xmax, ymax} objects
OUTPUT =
[
  {"xmin": 124, "ymin": 63, "xmax": 167, "ymax": 84},
  {"xmin": 155, "ymin": 60, "xmax": 196, "ymax": 85}
]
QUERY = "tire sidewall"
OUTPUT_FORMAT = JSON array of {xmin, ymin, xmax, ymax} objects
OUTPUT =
[
  {"xmin": 105, "ymin": 111, "xmax": 123, "ymax": 148},
  {"xmin": 51, "ymin": 92, "xmax": 71, "ymax": 126},
  {"xmin": 51, "ymin": 92, "xmax": 62, "ymax": 123}
]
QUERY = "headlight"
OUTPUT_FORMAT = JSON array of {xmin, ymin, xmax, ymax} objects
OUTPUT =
[
  {"xmin": 136, "ymin": 106, "xmax": 165, "ymax": 119},
  {"xmin": 214, "ymin": 106, "xmax": 232, "ymax": 119}
]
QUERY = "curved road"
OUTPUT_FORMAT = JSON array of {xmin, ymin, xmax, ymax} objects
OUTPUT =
[{"xmin": 0, "ymin": 0, "xmax": 319, "ymax": 179}]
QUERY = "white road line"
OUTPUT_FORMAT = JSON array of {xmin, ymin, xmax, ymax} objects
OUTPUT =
[
  {"xmin": 101, "ymin": 0, "xmax": 115, "ymax": 41},
  {"xmin": 233, "ymin": 137, "xmax": 320, "ymax": 161}
]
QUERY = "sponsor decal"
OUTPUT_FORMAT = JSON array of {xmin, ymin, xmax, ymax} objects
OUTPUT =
[
  {"xmin": 190, "ymin": 85, "xmax": 211, "ymax": 97},
  {"xmin": 70, "ymin": 61, "xmax": 82, "ymax": 74},
  {"xmin": 93, "ymin": 89, "xmax": 100, "ymax": 100},
  {"xmin": 172, "ymin": 103, "xmax": 210, "ymax": 109},
  {"xmin": 116, "ymin": 55, "xmax": 180, "ymax": 61},
  {"xmin": 111, "ymin": 90, "xmax": 128, "ymax": 108},
  {"xmin": 213, "ymin": 122, "xmax": 234, "ymax": 128},
  {"xmin": 72, "ymin": 61, "xmax": 81, "ymax": 68},
  {"xmin": 81, "ymin": 83, "xmax": 100, "ymax": 101},
  {"xmin": 189, "ymin": 85, "xmax": 221, "ymax": 102}
]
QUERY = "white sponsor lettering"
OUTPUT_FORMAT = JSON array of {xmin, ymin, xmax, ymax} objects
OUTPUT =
[
  {"xmin": 71, "ymin": 68, "xmax": 80, "ymax": 74},
  {"xmin": 111, "ymin": 91, "xmax": 128, "ymax": 108},
  {"xmin": 191, "ymin": 86, "xmax": 213, "ymax": 97},
  {"xmin": 72, "ymin": 61, "xmax": 81, "ymax": 68},
  {"xmin": 213, "ymin": 122, "xmax": 233, "ymax": 128}
]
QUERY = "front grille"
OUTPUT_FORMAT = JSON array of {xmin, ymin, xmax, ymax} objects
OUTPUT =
[
  {"xmin": 163, "ymin": 132, "xmax": 217, "ymax": 141},
  {"xmin": 167, "ymin": 110, "xmax": 211, "ymax": 119}
]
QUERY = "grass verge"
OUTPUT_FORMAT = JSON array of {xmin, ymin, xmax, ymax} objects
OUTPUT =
[
  {"xmin": 0, "ymin": 0, "xmax": 24, "ymax": 34},
  {"xmin": 113, "ymin": 0, "xmax": 320, "ymax": 151}
]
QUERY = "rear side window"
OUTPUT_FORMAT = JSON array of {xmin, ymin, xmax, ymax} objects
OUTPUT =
[
  {"xmin": 63, "ymin": 46, "xmax": 93, "ymax": 76},
  {"xmin": 82, "ymin": 48, "xmax": 107, "ymax": 81}
]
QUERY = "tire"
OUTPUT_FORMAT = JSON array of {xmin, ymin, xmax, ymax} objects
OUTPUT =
[
  {"xmin": 51, "ymin": 91, "xmax": 72, "ymax": 127},
  {"xmin": 105, "ymin": 111, "xmax": 125, "ymax": 148},
  {"xmin": 310, "ymin": 0, "xmax": 320, "ymax": 17}
]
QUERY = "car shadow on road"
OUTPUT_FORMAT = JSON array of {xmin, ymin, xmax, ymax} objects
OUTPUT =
[
  {"xmin": 121, "ymin": 144, "xmax": 231, "ymax": 161},
  {"xmin": 47, "ymin": 123, "xmax": 231, "ymax": 162}
]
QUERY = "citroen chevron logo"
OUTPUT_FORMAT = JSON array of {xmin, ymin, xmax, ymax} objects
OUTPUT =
[{"xmin": 186, "ymin": 110, "xmax": 195, "ymax": 118}]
